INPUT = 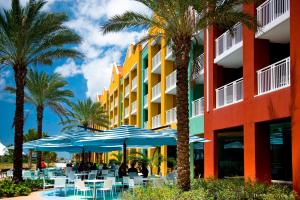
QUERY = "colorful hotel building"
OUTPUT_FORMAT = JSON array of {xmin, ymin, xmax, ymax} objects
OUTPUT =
[{"xmin": 97, "ymin": 0, "xmax": 300, "ymax": 193}]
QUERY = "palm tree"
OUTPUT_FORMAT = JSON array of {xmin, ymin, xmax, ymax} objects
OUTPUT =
[
  {"xmin": 101, "ymin": 0, "xmax": 256, "ymax": 190},
  {"xmin": 7, "ymin": 70, "xmax": 74, "ymax": 170},
  {"xmin": 0, "ymin": 0, "xmax": 82, "ymax": 182},
  {"xmin": 23, "ymin": 128, "xmax": 47, "ymax": 169},
  {"xmin": 62, "ymin": 98, "xmax": 109, "ymax": 130}
]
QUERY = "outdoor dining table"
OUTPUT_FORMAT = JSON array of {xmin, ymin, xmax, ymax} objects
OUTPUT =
[{"xmin": 84, "ymin": 179, "xmax": 105, "ymax": 200}]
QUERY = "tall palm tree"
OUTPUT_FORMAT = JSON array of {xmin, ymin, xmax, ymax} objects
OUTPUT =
[
  {"xmin": 7, "ymin": 70, "xmax": 74, "ymax": 170},
  {"xmin": 23, "ymin": 128, "xmax": 47, "ymax": 169},
  {"xmin": 0, "ymin": 0, "xmax": 82, "ymax": 182},
  {"xmin": 101, "ymin": 0, "xmax": 256, "ymax": 190},
  {"xmin": 62, "ymin": 98, "xmax": 109, "ymax": 130}
]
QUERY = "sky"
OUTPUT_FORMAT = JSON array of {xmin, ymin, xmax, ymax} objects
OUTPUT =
[{"xmin": 0, "ymin": 0, "xmax": 149, "ymax": 146}]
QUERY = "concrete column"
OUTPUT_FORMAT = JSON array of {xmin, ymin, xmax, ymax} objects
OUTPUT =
[{"xmin": 290, "ymin": 0, "xmax": 300, "ymax": 195}]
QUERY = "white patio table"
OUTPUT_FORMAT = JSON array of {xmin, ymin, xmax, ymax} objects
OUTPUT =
[{"xmin": 84, "ymin": 179, "xmax": 105, "ymax": 200}]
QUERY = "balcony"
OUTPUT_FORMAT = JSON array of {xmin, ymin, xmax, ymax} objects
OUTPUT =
[
  {"xmin": 132, "ymin": 76, "xmax": 137, "ymax": 92},
  {"xmin": 125, "ymin": 85, "xmax": 130, "ymax": 98},
  {"xmin": 152, "ymin": 114, "xmax": 161, "ymax": 129},
  {"xmin": 114, "ymin": 115, "xmax": 118, "ymax": 125},
  {"xmin": 124, "ymin": 106, "xmax": 129, "ymax": 119},
  {"xmin": 144, "ymin": 94, "xmax": 148, "ymax": 109},
  {"xmin": 257, "ymin": 57, "xmax": 290, "ymax": 95},
  {"xmin": 110, "ymin": 105, "xmax": 113, "ymax": 112},
  {"xmin": 151, "ymin": 82, "xmax": 161, "ymax": 103},
  {"xmin": 166, "ymin": 107, "xmax": 177, "ymax": 125},
  {"xmin": 144, "ymin": 121, "xmax": 148, "ymax": 129},
  {"xmin": 165, "ymin": 70, "xmax": 176, "ymax": 94},
  {"xmin": 165, "ymin": 45, "xmax": 174, "ymax": 61},
  {"xmin": 192, "ymin": 53, "xmax": 204, "ymax": 83},
  {"xmin": 214, "ymin": 23, "xmax": 243, "ymax": 67},
  {"xmin": 256, "ymin": 0, "xmax": 290, "ymax": 43},
  {"xmin": 152, "ymin": 50, "xmax": 162, "ymax": 74},
  {"xmin": 216, "ymin": 78, "xmax": 243, "ymax": 108},
  {"xmin": 131, "ymin": 100, "xmax": 137, "ymax": 115},
  {"xmin": 144, "ymin": 68, "xmax": 148, "ymax": 83},
  {"xmin": 191, "ymin": 97, "xmax": 204, "ymax": 118},
  {"xmin": 114, "ymin": 98, "xmax": 118, "ymax": 107}
]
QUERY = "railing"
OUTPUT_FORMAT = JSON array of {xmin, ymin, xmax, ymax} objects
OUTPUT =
[
  {"xmin": 132, "ymin": 76, "xmax": 137, "ymax": 90},
  {"xmin": 216, "ymin": 78, "xmax": 243, "ymax": 108},
  {"xmin": 191, "ymin": 97, "xmax": 204, "ymax": 117},
  {"xmin": 215, "ymin": 23, "xmax": 243, "ymax": 57},
  {"xmin": 144, "ymin": 121, "xmax": 148, "ymax": 129},
  {"xmin": 152, "ymin": 50, "xmax": 162, "ymax": 72},
  {"xmin": 166, "ymin": 107, "xmax": 177, "ymax": 125},
  {"xmin": 144, "ymin": 94, "xmax": 148, "ymax": 108},
  {"xmin": 166, "ymin": 70, "xmax": 177, "ymax": 91},
  {"xmin": 114, "ymin": 98, "xmax": 118, "ymax": 107},
  {"xmin": 192, "ymin": 53, "xmax": 204, "ymax": 80},
  {"xmin": 124, "ymin": 106, "xmax": 129, "ymax": 118},
  {"xmin": 131, "ymin": 100, "xmax": 137, "ymax": 114},
  {"xmin": 144, "ymin": 68, "xmax": 148, "ymax": 82},
  {"xmin": 152, "ymin": 114, "xmax": 161, "ymax": 129},
  {"xmin": 152, "ymin": 82, "xmax": 161, "ymax": 101},
  {"xmin": 125, "ymin": 85, "xmax": 130, "ymax": 97},
  {"xmin": 165, "ymin": 45, "xmax": 173, "ymax": 60},
  {"xmin": 257, "ymin": 0, "xmax": 290, "ymax": 28},
  {"xmin": 257, "ymin": 57, "xmax": 290, "ymax": 95}
]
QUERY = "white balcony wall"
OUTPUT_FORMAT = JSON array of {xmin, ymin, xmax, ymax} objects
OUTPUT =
[
  {"xmin": 152, "ymin": 114, "xmax": 161, "ymax": 129},
  {"xmin": 165, "ymin": 45, "xmax": 174, "ymax": 60},
  {"xmin": 191, "ymin": 97, "xmax": 204, "ymax": 117},
  {"xmin": 216, "ymin": 78, "xmax": 243, "ymax": 108},
  {"xmin": 166, "ymin": 70, "xmax": 177, "ymax": 93},
  {"xmin": 166, "ymin": 107, "xmax": 177, "ymax": 125},
  {"xmin": 131, "ymin": 100, "xmax": 137, "ymax": 114},
  {"xmin": 151, "ymin": 82, "xmax": 161, "ymax": 101},
  {"xmin": 132, "ymin": 76, "xmax": 137, "ymax": 91},
  {"xmin": 257, "ymin": 57, "xmax": 290, "ymax": 95},
  {"xmin": 144, "ymin": 94, "xmax": 148, "ymax": 108},
  {"xmin": 215, "ymin": 23, "xmax": 243, "ymax": 58},
  {"xmin": 114, "ymin": 98, "xmax": 118, "ymax": 107},
  {"xmin": 124, "ymin": 106, "xmax": 129, "ymax": 118},
  {"xmin": 144, "ymin": 68, "xmax": 148, "ymax": 83},
  {"xmin": 125, "ymin": 85, "xmax": 130, "ymax": 97},
  {"xmin": 152, "ymin": 50, "xmax": 162, "ymax": 73}
]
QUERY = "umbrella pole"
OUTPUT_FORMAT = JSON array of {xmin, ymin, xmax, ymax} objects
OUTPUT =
[
  {"xmin": 123, "ymin": 142, "xmax": 127, "ymax": 164},
  {"xmin": 82, "ymin": 148, "xmax": 85, "ymax": 163}
]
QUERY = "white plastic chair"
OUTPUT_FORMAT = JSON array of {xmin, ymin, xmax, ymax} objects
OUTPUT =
[
  {"xmin": 54, "ymin": 178, "xmax": 66, "ymax": 196},
  {"xmin": 96, "ymin": 179, "xmax": 113, "ymax": 200},
  {"xmin": 102, "ymin": 169, "xmax": 109, "ymax": 176},
  {"xmin": 6, "ymin": 170, "xmax": 13, "ymax": 178},
  {"xmin": 133, "ymin": 176, "xmax": 143, "ymax": 187},
  {"xmin": 42, "ymin": 177, "xmax": 54, "ymax": 190},
  {"xmin": 128, "ymin": 179, "xmax": 135, "ymax": 189},
  {"xmin": 122, "ymin": 176, "xmax": 130, "ymax": 188},
  {"xmin": 88, "ymin": 173, "xmax": 97, "ymax": 180},
  {"xmin": 128, "ymin": 172, "xmax": 138, "ymax": 179},
  {"xmin": 74, "ymin": 179, "xmax": 92, "ymax": 199}
]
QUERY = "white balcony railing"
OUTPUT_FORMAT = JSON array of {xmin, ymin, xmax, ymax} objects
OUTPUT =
[
  {"xmin": 166, "ymin": 107, "xmax": 177, "ymax": 125},
  {"xmin": 152, "ymin": 114, "xmax": 161, "ymax": 129},
  {"xmin": 152, "ymin": 50, "xmax": 162, "ymax": 73},
  {"xmin": 152, "ymin": 82, "xmax": 161, "ymax": 101},
  {"xmin": 131, "ymin": 100, "xmax": 137, "ymax": 114},
  {"xmin": 192, "ymin": 53, "xmax": 204, "ymax": 80},
  {"xmin": 257, "ymin": 57, "xmax": 290, "ymax": 95},
  {"xmin": 165, "ymin": 45, "xmax": 174, "ymax": 60},
  {"xmin": 124, "ymin": 106, "xmax": 129, "ymax": 118},
  {"xmin": 144, "ymin": 94, "xmax": 148, "ymax": 108},
  {"xmin": 144, "ymin": 68, "xmax": 148, "ymax": 82},
  {"xmin": 191, "ymin": 97, "xmax": 204, "ymax": 117},
  {"xmin": 132, "ymin": 76, "xmax": 137, "ymax": 91},
  {"xmin": 166, "ymin": 70, "xmax": 177, "ymax": 91},
  {"xmin": 125, "ymin": 85, "xmax": 130, "ymax": 97},
  {"xmin": 215, "ymin": 23, "xmax": 243, "ymax": 58},
  {"xmin": 144, "ymin": 121, "xmax": 148, "ymax": 129},
  {"xmin": 257, "ymin": 0, "xmax": 290, "ymax": 28},
  {"xmin": 114, "ymin": 98, "xmax": 118, "ymax": 107},
  {"xmin": 216, "ymin": 78, "xmax": 243, "ymax": 108}
]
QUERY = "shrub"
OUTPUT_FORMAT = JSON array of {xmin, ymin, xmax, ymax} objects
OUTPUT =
[
  {"xmin": 0, "ymin": 179, "xmax": 44, "ymax": 197},
  {"xmin": 121, "ymin": 178, "xmax": 297, "ymax": 200}
]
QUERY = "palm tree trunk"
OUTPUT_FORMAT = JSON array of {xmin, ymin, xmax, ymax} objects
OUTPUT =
[
  {"xmin": 174, "ymin": 38, "xmax": 192, "ymax": 191},
  {"xmin": 36, "ymin": 105, "xmax": 44, "ymax": 170},
  {"xmin": 28, "ymin": 150, "xmax": 32, "ymax": 169},
  {"xmin": 13, "ymin": 66, "xmax": 27, "ymax": 183}
]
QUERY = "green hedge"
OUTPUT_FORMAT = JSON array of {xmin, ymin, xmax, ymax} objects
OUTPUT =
[
  {"xmin": 0, "ymin": 179, "xmax": 43, "ymax": 198},
  {"xmin": 121, "ymin": 178, "xmax": 297, "ymax": 200}
]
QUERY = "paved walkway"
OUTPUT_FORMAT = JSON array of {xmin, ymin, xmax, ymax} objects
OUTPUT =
[{"xmin": 3, "ymin": 191, "xmax": 43, "ymax": 200}]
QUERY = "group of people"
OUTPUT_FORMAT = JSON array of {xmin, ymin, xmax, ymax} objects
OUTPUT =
[{"xmin": 118, "ymin": 161, "xmax": 149, "ymax": 178}]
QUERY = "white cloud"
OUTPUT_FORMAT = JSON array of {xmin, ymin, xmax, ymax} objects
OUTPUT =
[
  {"xmin": 54, "ymin": 0, "xmax": 150, "ymax": 99},
  {"xmin": 54, "ymin": 59, "xmax": 81, "ymax": 78}
]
